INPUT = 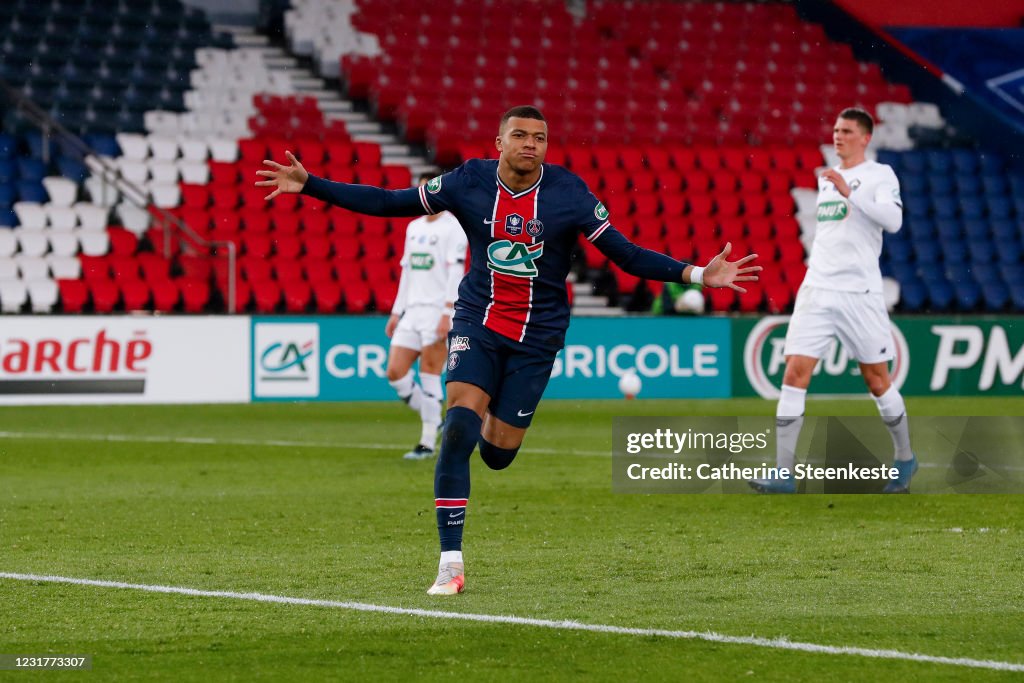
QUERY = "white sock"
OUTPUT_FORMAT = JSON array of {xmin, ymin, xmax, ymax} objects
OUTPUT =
[
  {"xmin": 388, "ymin": 370, "xmax": 422, "ymax": 411},
  {"xmin": 775, "ymin": 384, "xmax": 807, "ymax": 472},
  {"xmin": 419, "ymin": 373, "xmax": 443, "ymax": 448},
  {"xmin": 873, "ymin": 385, "xmax": 913, "ymax": 462},
  {"xmin": 440, "ymin": 550, "xmax": 463, "ymax": 567}
]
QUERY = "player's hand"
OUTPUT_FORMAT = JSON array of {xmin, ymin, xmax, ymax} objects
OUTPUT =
[
  {"xmin": 255, "ymin": 150, "xmax": 309, "ymax": 201},
  {"xmin": 436, "ymin": 314, "xmax": 452, "ymax": 340},
  {"xmin": 820, "ymin": 169, "xmax": 851, "ymax": 197},
  {"xmin": 385, "ymin": 314, "xmax": 399, "ymax": 338},
  {"xmin": 701, "ymin": 242, "xmax": 761, "ymax": 294}
]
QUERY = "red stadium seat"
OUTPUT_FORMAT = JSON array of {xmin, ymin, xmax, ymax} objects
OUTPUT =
[
  {"xmin": 252, "ymin": 279, "xmax": 281, "ymax": 313},
  {"xmin": 312, "ymin": 280, "xmax": 342, "ymax": 312},
  {"xmin": 121, "ymin": 279, "xmax": 150, "ymax": 311},
  {"xmin": 343, "ymin": 280, "xmax": 372, "ymax": 312},
  {"xmin": 108, "ymin": 228, "xmax": 138, "ymax": 257},
  {"xmin": 283, "ymin": 280, "xmax": 312, "ymax": 312},
  {"xmin": 151, "ymin": 279, "xmax": 179, "ymax": 312},
  {"xmin": 58, "ymin": 279, "xmax": 88, "ymax": 313},
  {"xmin": 89, "ymin": 279, "xmax": 119, "ymax": 312}
]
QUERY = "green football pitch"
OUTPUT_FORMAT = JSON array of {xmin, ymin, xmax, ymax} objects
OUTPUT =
[{"xmin": 1, "ymin": 397, "xmax": 1022, "ymax": 681}]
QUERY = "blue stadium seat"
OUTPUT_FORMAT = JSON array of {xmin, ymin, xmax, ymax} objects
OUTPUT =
[
  {"xmin": 986, "ymin": 196, "xmax": 1013, "ymax": 220},
  {"xmin": 876, "ymin": 150, "xmax": 902, "ymax": 171},
  {"xmin": 997, "ymin": 240, "xmax": 1022, "ymax": 265},
  {"xmin": 17, "ymin": 157, "xmax": 47, "ymax": 181},
  {"xmin": 926, "ymin": 172, "xmax": 953, "ymax": 195},
  {"xmin": 83, "ymin": 133, "xmax": 120, "ymax": 157},
  {"xmin": 57, "ymin": 156, "xmax": 88, "ymax": 183},
  {"xmin": 22, "ymin": 132, "xmax": 58, "ymax": 161},
  {"xmin": 959, "ymin": 197, "xmax": 986, "ymax": 219},
  {"xmin": 0, "ymin": 159, "xmax": 15, "ymax": 183},
  {"xmin": 945, "ymin": 260, "xmax": 972, "ymax": 284},
  {"xmin": 963, "ymin": 219, "xmax": 989, "ymax": 241},
  {"xmin": 903, "ymin": 194, "xmax": 930, "ymax": 221},
  {"xmin": 991, "ymin": 219, "xmax": 1018, "ymax": 242},
  {"xmin": 978, "ymin": 282, "xmax": 1011, "ymax": 311},
  {"xmin": 0, "ymin": 208, "xmax": 16, "ymax": 227},
  {"xmin": 925, "ymin": 279, "xmax": 954, "ymax": 310},
  {"xmin": 1000, "ymin": 264, "xmax": 1024, "ymax": 286},
  {"xmin": 951, "ymin": 149, "xmax": 979, "ymax": 173},
  {"xmin": 981, "ymin": 174, "xmax": 1006, "ymax": 196},
  {"xmin": 890, "ymin": 262, "xmax": 917, "ymax": 283},
  {"xmin": 912, "ymin": 239, "xmax": 941, "ymax": 263},
  {"xmin": 978, "ymin": 153, "xmax": 1004, "ymax": 174},
  {"xmin": 0, "ymin": 133, "xmax": 16, "ymax": 159},
  {"xmin": 16, "ymin": 180, "xmax": 48, "ymax": 203},
  {"xmin": 885, "ymin": 240, "xmax": 913, "ymax": 263},
  {"xmin": 967, "ymin": 239, "xmax": 995, "ymax": 263},
  {"xmin": 931, "ymin": 196, "xmax": 958, "ymax": 219},
  {"xmin": 936, "ymin": 219, "xmax": 962, "ymax": 240},
  {"xmin": 901, "ymin": 150, "xmax": 927, "ymax": 173},
  {"xmin": 901, "ymin": 174, "xmax": 926, "ymax": 195},
  {"xmin": 905, "ymin": 217, "xmax": 935, "ymax": 240},
  {"xmin": 1009, "ymin": 173, "xmax": 1024, "ymax": 197},
  {"xmin": 926, "ymin": 150, "xmax": 952, "ymax": 172},
  {"xmin": 900, "ymin": 279, "xmax": 927, "ymax": 311},
  {"xmin": 954, "ymin": 281, "xmax": 982, "ymax": 310},
  {"xmin": 0, "ymin": 183, "xmax": 14, "ymax": 207},
  {"xmin": 954, "ymin": 173, "xmax": 981, "ymax": 196},
  {"xmin": 1010, "ymin": 284, "xmax": 1024, "ymax": 311},
  {"xmin": 1013, "ymin": 197, "xmax": 1024, "ymax": 221}
]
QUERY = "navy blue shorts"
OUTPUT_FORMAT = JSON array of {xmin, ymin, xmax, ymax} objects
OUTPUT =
[{"xmin": 445, "ymin": 318, "xmax": 560, "ymax": 428}]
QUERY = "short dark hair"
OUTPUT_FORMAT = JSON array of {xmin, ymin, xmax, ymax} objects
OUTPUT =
[
  {"xmin": 839, "ymin": 107, "xmax": 874, "ymax": 134},
  {"xmin": 499, "ymin": 105, "xmax": 546, "ymax": 133}
]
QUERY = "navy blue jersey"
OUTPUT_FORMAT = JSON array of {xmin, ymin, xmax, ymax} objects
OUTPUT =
[{"xmin": 302, "ymin": 159, "xmax": 688, "ymax": 346}]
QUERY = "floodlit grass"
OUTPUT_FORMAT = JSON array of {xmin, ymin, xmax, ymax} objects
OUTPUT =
[{"xmin": 1, "ymin": 398, "xmax": 1022, "ymax": 681}]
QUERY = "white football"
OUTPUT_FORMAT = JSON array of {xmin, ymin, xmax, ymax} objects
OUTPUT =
[{"xmin": 618, "ymin": 371, "xmax": 642, "ymax": 399}]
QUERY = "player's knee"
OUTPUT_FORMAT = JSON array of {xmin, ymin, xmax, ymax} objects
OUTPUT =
[
  {"xmin": 386, "ymin": 365, "xmax": 407, "ymax": 383},
  {"xmin": 478, "ymin": 438, "xmax": 519, "ymax": 470}
]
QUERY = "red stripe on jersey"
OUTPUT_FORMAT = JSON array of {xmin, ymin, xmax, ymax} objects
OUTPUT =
[
  {"xmin": 435, "ymin": 498, "xmax": 468, "ymax": 507},
  {"xmin": 484, "ymin": 185, "xmax": 538, "ymax": 341}
]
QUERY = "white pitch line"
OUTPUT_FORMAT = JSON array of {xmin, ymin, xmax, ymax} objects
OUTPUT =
[
  {"xmin": 1, "ymin": 572, "xmax": 1021, "ymax": 673},
  {"xmin": 0, "ymin": 430, "xmax": 608, "ymax": 457}
]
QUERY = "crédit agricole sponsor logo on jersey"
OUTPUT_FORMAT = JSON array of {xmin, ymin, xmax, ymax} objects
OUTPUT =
[{"xmin": 486, "ymin": 240, "xmax": 544, "ymax": 277}]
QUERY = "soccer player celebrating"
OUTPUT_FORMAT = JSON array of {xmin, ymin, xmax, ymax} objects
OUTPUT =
[
  {"xmin": 750, "ymin": 107, "xmax": 916, "ymax": 495},
  {"xmin": 385, "ymin": 173, "xmax": 468, "ymax": 461},
  {"xmin": 257, "ymin": 105, "xmax": 761, "ymax": 594}
]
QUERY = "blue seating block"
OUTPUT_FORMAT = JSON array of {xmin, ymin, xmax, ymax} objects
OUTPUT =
[
  {"xmin": 954, "ymin": 280, "xmax": 982, "ymax": 310},
  {"xmin": 900, "ymin": 279, "xmax": 927, "ymax": 311},
  {"xmin": 16, "ymin": 180, "xmax": 48, "ymax": 202},
  {"xmin": 926, "ymin": 279, "xmax": 954, "ymax": 310},
  {"xmin": 959, "ymin": 197, "xmax": 986, "ymax": 219},
  {"xmin": 926, "ymin": 150, "xmax": 953, "ymax": 172},
  {"xmin": 927, "ymin": 172, "xmax": 953, "ymax": 195},
  {"xmin": 951, "ymin": 149, "xmax": 978, "ymax": 173},
  {"xmin": 931, "ymin": 196, "xmax": 958, "ymax": 219},
  {"xmin": 17, "ymin": 157, "xmax": 47, "ymax": 181}
]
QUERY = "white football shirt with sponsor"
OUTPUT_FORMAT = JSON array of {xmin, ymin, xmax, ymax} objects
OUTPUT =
[
  {"xmin": 803, "ymin": 160, "xmax": 901, "ymax": 293},
  {"xmin": 399, "ymin": 212, "xmax": 467, "ymax": 308}
]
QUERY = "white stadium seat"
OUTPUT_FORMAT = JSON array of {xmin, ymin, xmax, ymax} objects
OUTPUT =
[
  {"xmin": 0, "ymin": 258, "xmax": 17, "ymax": 279},
  {"xmin": 74, "ymin": 202, "xmax": 109, "ymax": 231},
  {"xmin": 0, "ymin": 231, "xmax": 17, "ymax": 257},
  {"xmin": 27, "ymin": 277, "xmax": 59, "ymax": 313},
  {"xmin": 208, "ymin": 137, "xmax": 239, "ymax": 162},
  {"xmin": 16, "ymin": 254, "xmax": 50, "ymax": 280},
  {"xmin": 78, "ymin": 230, "xmax": 110, "ymax": 256},
  {"xmin": 42, "ymin": 176, "xmax": 78, "ymax": 207},
  {"xmin": 48, "ymin": 231, "xmax": 79, "ymax": 257},
  {"xmin": 13, "ymin": 202, "xmax": 47, "ymax": 230},
  {"xmin": 118, "ymin": 159, "xmax": 150, "ymax": 184},
  {"xmin": 117, "ymin": 203, "xmax": 152, "ymax": 236},
  {"xmin": 0, "ymin": 278, "xmax": 28, "ymax": 312},
  {"xmin": 178, "ymin": 160, "xmax": 210, "ymax": 184},
  {"xmin": 46, "ymin": 205, "xmax": 78, "ymax": 231},
  {"xmin": 116, "ymin": 133, "xmax": 150, "ymax": 161},
  {"xmin": 149, "ymin": 160, "xmax": 181, "ymax": 184},
  {"xmin": 15, "ymin": 229, "xmax": 49, "ymax": 257},
  {"xmin": 85, "ymin": 175, "xmax": 121, "ymax": 207},
  {"xmin": 144, "ymin": 110, "xmax": 181, "ymax": 136},
  {"xmin": 47, "ymin": 254, "xmax": 81, "ymax": 279},
  {"xmin": 149, "ymin": 182, "xmax": 182, "ymax": 208},
  {"xmin": 148, "ymin": 135, "xmax": 180, "ymax": 161},
  {"xmin": 179, "ymin": 138, "xmax": 209, "ymax": 162}
]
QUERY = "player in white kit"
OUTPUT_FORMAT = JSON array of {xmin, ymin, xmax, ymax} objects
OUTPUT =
[
  {"xmin": 386, "ymin": 173, "xmax": 468, "ymax": 460},
  {"xmin": 751, "ymin": 108, "xmax": 917, "ymax": 493}
]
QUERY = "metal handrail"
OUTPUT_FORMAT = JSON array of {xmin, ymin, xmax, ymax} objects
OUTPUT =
[{"xmin": 0, "ymin": 79, "xmax": 237, "ymax": 313}]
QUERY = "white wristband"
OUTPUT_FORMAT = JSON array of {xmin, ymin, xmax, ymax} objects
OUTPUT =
[{"xmin": 689, "ymin": 266, "xmax": 705, "ymax": 286}]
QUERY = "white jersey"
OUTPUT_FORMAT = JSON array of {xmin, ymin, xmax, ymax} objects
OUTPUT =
[
  {"xmin": 397, "ymin": 212, "xmax": 467, "ymax": 309},
  {"xmin": 803, "ymin": 160, "xmax": 902, "ymax": 294}
]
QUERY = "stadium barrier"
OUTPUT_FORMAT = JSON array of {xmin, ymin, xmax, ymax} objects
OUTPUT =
[
  {"xmin": 0, "ymin": 317, "xmax": 250, "ymax": 405},
  {"xmin": 1, "ymin": 316, "xmax": 1019, "ymax": 404}
]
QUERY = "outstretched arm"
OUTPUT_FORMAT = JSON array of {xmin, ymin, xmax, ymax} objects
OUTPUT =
[
  {"xmin": 686, "ymin": 242, "xmax": 761, "ymax": 293},
  {"xmin": 255, "ymin": 151, "xmax": 427, "ymax": 218}
]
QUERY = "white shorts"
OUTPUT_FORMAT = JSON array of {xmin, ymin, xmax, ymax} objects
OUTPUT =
[
  {"xmin": 784, "ymin": 286, "xmax": 895, "ymax": 364},
  {"xmin": 392, "ymin": 306, "xmax": 445, "ymax": 352}
]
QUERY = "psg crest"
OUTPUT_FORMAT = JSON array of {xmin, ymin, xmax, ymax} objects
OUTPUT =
[{"xmin": 526, "ymin": 218, "xmax": 544, "ymax": 236}]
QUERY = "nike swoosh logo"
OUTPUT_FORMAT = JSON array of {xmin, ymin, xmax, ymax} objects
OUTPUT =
[
  {"xmin": 483, "ymin": 218, "xmax": 499, "ymax": 224},
  {"xmin": 448, "ymin": 511, "xmax": 465, "ymax": 518},
  {"xmin": 517, "ymin": 409, "xmax": 534, "ymax": 417}
]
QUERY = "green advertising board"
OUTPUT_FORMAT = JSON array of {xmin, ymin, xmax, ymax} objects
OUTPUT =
[{"xmin": 733, "ymin": 316, "xmax": 1024, "ymax": 398}]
